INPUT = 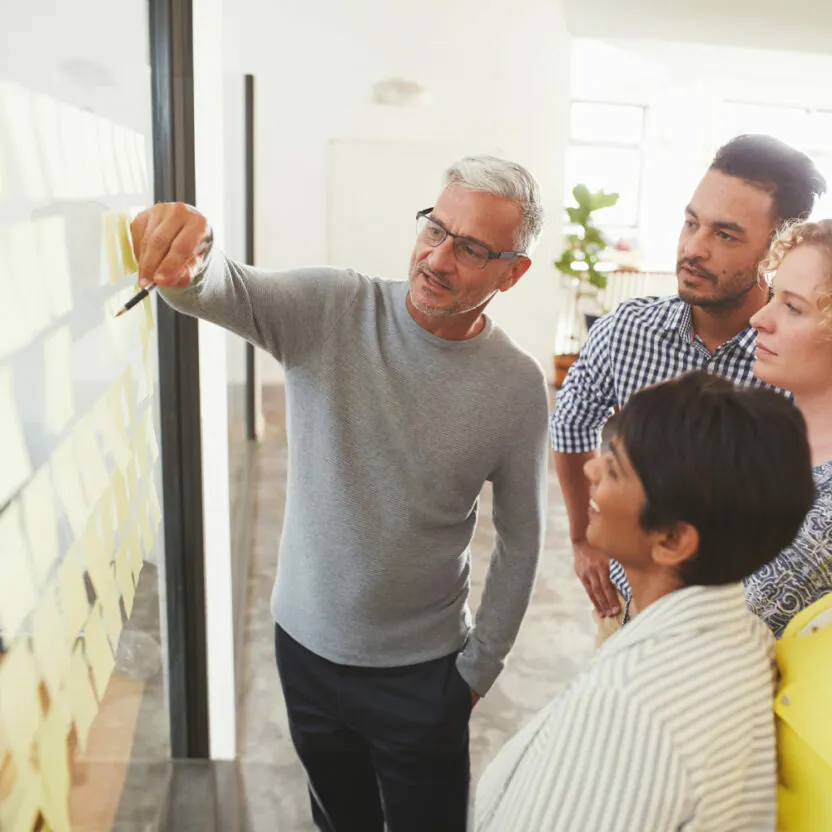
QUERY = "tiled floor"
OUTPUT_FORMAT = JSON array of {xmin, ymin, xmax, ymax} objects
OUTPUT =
[{"xmin": 235, "ymin": 387, "xmax": 596, "ymax": 830}]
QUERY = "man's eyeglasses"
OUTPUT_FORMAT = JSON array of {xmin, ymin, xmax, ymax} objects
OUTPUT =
[{"xmin": 415, "ymin": 208, "xmax": 526, "ymax": 270}]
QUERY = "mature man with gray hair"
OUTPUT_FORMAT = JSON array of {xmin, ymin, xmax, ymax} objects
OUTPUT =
[{"xmin": 130, "ymin": 156, "xmax": 549, "ymax": 832}]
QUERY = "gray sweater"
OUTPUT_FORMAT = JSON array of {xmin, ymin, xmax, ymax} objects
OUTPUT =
[{"xmin": 161, "ymin": 254, "xmax": 549, "ymax": 694}]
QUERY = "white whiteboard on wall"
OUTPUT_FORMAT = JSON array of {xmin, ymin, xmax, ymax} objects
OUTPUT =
[{"xmin": 327, "ymin": 139, "xmax": 502, "ymax": 280}]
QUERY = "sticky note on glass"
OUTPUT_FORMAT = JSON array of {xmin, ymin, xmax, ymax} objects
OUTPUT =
[
  {"xmin": 147, "ymin": 480, "xmax": 163, "ymax": 530},
  {"xmin": 32, "ymin": 91, "xmax": 69, "ymax": 200},
  {"xmin": 0, "ymin": 502, "xmax": 37, "ymax": 641},
  {"xmin": 43, "ymin": 325, "xmax": 75, "ymax": 435},
  {"xmin": 7, "ymin": 220, "xmax": 52, "ymax": 341},
  {"xmin": 94, "ymin": 390, "xmax": 131, "ymax": 471},
  {"xmin": 37, "ymin": 703, "xmax": 71, "ymax": 832},
  {"xmin": 0, "ymin": 80, "xmax": 47, "ymax": 200},
  {"xmin": 115, "ymin": 544, "xmax": 135, "ymax": 618},
  {"xmin": 116, "ymin": 211, "xmax": 138, "ymax": 275},
  {"xmin": 73, "ymin": 415, "xmax": 109, "ymax": 508},
  {"xmin": 83, "ymin": 605, "xmax": 115, "ymax": 701},
  {"xmin": 98, "ymin": 488, "xmax": 116, "ymax": 556},
  {"xmin": 66, "ymin": 647, "xmax": 97, "ymax": 752},
  {"xmin": 102, "ymin": 211, "xmax": 121, "ymax": 285},
  {"xmin": 128, "ymin": 525, "xmax": 144, "ymax": 581},
  {"xmin": 32, "ymin": 583, "xmax": 71, "ymax": 706},
  {"xmin": 50, "ymin": 440, "xmax": 88, "ymax": 539},
  {"xmin": 58, "ymin": 101, "xmax": 84, "ymax": 199},
  {"xmin": 58, "ymin": 546, "xmax": 90, "ymax": 640},
  {"xmin": 80, "ymin": 519, "xmax": 112, "ymax": 605},
  {"xmin": 0, "ymin": 758, "xmax": 44, "ymax": 832},
  {"xmin": 0, "ymin": 640, "xmax": 41, "ymax": 766},
  {"xmin": 36, "ymin": 216, "xmax": 73, "ymax": 319},
  {"xmin": 0, "ymin": 367, "xmax": 33, "ymax": 507},
  {"xmin": 21, "ymin": 465, "xmax": 60, "ymax": 587},
  {"xmin": 111, "ymin": 468, "xmax": 130, "ymax": 528},
  {"xmin": 137, "ymin": 501, "xmax": 155, "ymax": 557},
  {"xmin": 79, "ymin": 109, "xmax": 105, "ymax": 199},
  {"xmin": 101, "ymin": 589, "xmax": 123, "ymax": 652}
]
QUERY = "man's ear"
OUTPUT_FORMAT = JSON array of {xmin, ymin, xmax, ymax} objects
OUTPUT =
[
  {"xmin": 651, "ymin": 521, "xmax": 699, "ymax": 570},
  {"xmin": 499, "ymin": 256, "xmax": 532, "ymax": 292}
]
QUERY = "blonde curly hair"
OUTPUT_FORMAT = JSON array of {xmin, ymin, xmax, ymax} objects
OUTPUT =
[{"xmin": 759, "ymin": 219, "xmax": 832, "ymax": 333}]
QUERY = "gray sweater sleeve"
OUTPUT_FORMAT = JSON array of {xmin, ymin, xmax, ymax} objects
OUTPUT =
[
  {"xmin": 158, "ymin": 251, "xmax": 361, "ymax": 368},
  {"xmin": 457, "ymin": 373, "xmax": 549, "ymax": 695}
]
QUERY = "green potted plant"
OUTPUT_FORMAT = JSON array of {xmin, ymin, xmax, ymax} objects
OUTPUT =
[{"xmin": 553, "ymin": 184, "xmax": 619, "ymax": 386}]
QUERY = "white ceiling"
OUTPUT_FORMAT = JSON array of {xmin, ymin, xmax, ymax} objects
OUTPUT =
[{"xmin": 565, "ymin": 0, "xmax": 832, "ymax": 54}]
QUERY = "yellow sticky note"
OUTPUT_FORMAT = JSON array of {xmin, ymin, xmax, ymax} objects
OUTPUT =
[
  {"xmin": 98, "ymin": 489, "xmax": 116, "ymax": 556},
  {"xmin": 115, "ymin": 544, "xmax": 135, "ymax": 618},
  {"xmin": 32, "ymin": 91, "xmax": 68, "ymax": 199},
  {"xmin": 0, "ymin": 367, "xmax": 33, "ymax": 507},
  {"xmin": 128, "ymin": 525, "xmax": 144, "ymax": 581},
  {"xmin": 0, "ymin": 756, "xmax": 44, "ymax": 832},
  {"xmin": 116, "ymin": 211, "xmax": 138, "ymax": 275},
  {"xmin": 142, "ymin": 293, "xmax": 154, "ymax": 336},
  {"xmin": 125, "ymin": 459, "xmax": 139, "ymax": 505},
  {"xmin": 147, "ymin": 480, "xmax": 162, "ymax": 530},
  {"xmin": 58, "ymin": 547, "xmax": 90, "ymax": 640},
  {"xmin": 94, "ymin": 391, "xmax": 131, "ymax": 471},
  {"xmin": 97, "ymin": 117, "xmax": 120, "ymax": 195},
  {"xmin": 73, "ymin": 416, "xmax": 109, "ymax": 508},
  {"xmin": 36, "ymin": 217, "xmax": 73, "ymax": 319},
  {"xmin": 137, "ymin": 501, "xmax": 155, "ymax": 557},
  {"xmin": 32, "ymin": 583, "xmax": 72, "ymax": 703},
  {"xmin": 21, "ymin": 465, "xmax": 60, "ymax": 586},
  {"xmin": 113, "ymin": 124, "xmax": 137, "ymax": 193},
  {"xmin": 37, "ymin": 704, "xmax": 71, "ymax": 832},
  {"xmin": 101, "ymin": 589, "xmax": 123, "ymax": 652},
  {"xmin": 66, "ymin": 647, "xmax": 97, "ymax": 752},
  {"xmin": 2, "ymin": 80, "xmax": 47, "ymax": 200},
  {"xmin": 0, "ymin": 502, "xmax": 37, "ymax": 640},
  {"xmin": 112, "ymin": 468, "xmax": 130, "ymax": 528},
  {"xmin": 80, "ymin": 519, "xmax": 111, "ymax": 605},
  {"xmin": 103, "ymin": 211, "xmax": 121, "ymax": 284},
  {"xmin": 0, "ymin": 640, "xmax": 41, "ymax": 767},
  {"xmin": 50, "ymin": 440, "xmax": 88, "ymax": 538},
  {"xmin": 79, "ymin": 109, "xmax": 105, "ymax": 199},
  {"xmin": 83, "ymin": 605, "xmax": 115, "ymax": 701},
  {"xmin": 43, "ymin": 325, "xmax": 75, "ymax": 434},
  {"xmin": 6, "ymin": 221, "xmax": 52, "ymax": 340}
]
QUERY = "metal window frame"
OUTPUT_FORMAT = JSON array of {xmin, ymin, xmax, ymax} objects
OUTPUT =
[{"xmin": 148, "ymin": 0, "xmax": 210, "ymax": 759}]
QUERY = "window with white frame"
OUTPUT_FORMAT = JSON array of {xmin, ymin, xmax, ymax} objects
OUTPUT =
[{"xmin": 564, "ymin": 101, "xmax": 646, "ymax": 229}]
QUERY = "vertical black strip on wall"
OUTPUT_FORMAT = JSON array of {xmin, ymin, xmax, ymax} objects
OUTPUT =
[
  {"xmin": 148, "ymin": 0, "xmax": 210, "ymax": 758},
  {"xmin": 244, "ymin": 74, "xmax": 258, "ymax": 441}
]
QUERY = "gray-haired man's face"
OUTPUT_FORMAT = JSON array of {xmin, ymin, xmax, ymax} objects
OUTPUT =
[{"xmin": 407, "ymin": 184, "xmax": 529, "ymax": 319}]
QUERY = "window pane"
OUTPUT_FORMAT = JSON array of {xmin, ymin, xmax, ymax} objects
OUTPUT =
[
  {"xmin": 716, "ymin": 102, "xmax": 808, "ymax": 150},
  {"xmin": 565, "ymin": 145, "xmax": 641, "ymax": 226},
  {"xmin": 570, "ymin": 102, "xmax": 644, "ymax": 145}
]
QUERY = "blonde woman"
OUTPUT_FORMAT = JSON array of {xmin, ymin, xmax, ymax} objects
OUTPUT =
[
  {"xmin": 746, "ymin": 220, "xmax": 832, "ymax": 831},
  {"xmin": 745, "ymin": 219, "xmax": 832, "ymax": 635}
]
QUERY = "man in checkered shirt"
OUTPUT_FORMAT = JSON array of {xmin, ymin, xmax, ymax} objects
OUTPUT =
[{"xmin": 551, "ymin": 134, "xmax": 827, "ymax": 644}]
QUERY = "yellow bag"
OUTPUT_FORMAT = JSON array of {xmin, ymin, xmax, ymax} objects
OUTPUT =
[{"xmin": 775, "ymin": 592, "xmax": 832, "ymax": 831}]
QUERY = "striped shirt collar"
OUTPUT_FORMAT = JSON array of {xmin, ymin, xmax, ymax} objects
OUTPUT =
[
  {"xmin": 600, "ymin": 583, "xmax": 748, "ymax": 657},
  {"xmin": 661, "ymin": 298, "xmax": 758, "ymax": 357}
]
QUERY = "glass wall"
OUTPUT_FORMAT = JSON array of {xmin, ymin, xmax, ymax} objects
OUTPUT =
[{"xmin": 0, "ymin": 2, "xmax": 171, "ymax": 828}]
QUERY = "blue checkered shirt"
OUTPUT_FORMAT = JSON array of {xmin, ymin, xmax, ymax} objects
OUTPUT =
[{"xmin": 550, "ymin": 295, "xmax": 777, "ymax": 600}]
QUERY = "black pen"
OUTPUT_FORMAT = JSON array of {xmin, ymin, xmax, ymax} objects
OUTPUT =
[{"xmin": 114, "ymin": 283, "xmax": 156, "ymax": 318}]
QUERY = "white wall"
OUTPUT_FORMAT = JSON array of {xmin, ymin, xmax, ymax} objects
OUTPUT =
[
  {"xmin": 566, "ymin": 0, "xmax": 832, "ymax": 54},
  {"xmin": 223, "ymin": 0, "xmax": 571, "ymax": 380},
  {"xmin": 193, "ymin": 0, "xmax": 237, "ymax": 760}
]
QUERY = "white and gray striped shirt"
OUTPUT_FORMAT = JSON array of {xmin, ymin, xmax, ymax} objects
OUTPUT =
[{"xmin": 473, "ymin": 584, "xmax": 777, "ymax": 831}]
